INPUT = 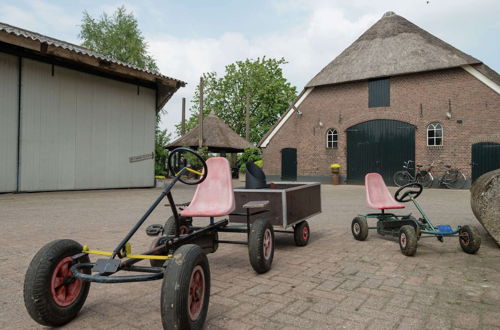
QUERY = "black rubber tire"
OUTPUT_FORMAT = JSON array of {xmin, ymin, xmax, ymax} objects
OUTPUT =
[
  {"xmin": 163, "ymin": 216, "xmax": 192, "ymax": 236},
  {"xmin": 459, "ymin": 225, "xmax": 481, "ymax": 254},
  {"xmin": 161, "ymin": 244, "xmax": 210, "ymax": 330},
  {"xmin": 399, "ymin": 225, "xmax": 417, "ymax": 256},
  {"xmin": 393, "ymin": 171, "xmax": 410, "ymax": 187},
  {"xmin": 351, "ymin": 216, "xmax": 369, "ymax": 241},
  {"xmin": 293, "ymin": 221, "xmax": 310, "ymax": 246},
  {"xmin": 248, "ymin": 217, "xmax": 274, "ymax": 274},
  {"xmin": 23, "ymin": 239, "xmax": 90, "ymax": 327}
]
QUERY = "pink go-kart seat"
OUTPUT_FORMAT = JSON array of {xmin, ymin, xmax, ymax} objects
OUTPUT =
[
  {"xmin": 365, "ymin": 173, "xmax": 405, "ymax": 210},
  {"xmin": 180, "ymin": 157, "xmax": 235, "ymax": 217}
]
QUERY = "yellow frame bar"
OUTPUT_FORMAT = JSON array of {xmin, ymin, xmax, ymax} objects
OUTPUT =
[
  {"xmin": 175, "ymin": 167, "xmax": 203, "ymax": 177},
  {"xmin": 82, "ymin": 245, "xmax": 171, "ymax": 260}
]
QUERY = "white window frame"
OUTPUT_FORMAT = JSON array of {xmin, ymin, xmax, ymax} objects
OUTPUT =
[
  {"xmin": 427, "ymin": 122, "xmax": 443, "ymax": 146},
  {"xmin": 326, "ymin": 128, "xmax": 338, "ymax": 149}
]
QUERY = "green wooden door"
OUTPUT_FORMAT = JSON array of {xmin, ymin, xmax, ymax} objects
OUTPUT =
[
  {"xmin": 347, "ymin": 120, "xmax": 415, "ymax": 185},
  {"xmin": 281, "ymin": 148, "xmax": 297, "ymax": 181},
  {"xmin": 472, "ymin": 142, "xmax": 500, "ymax": 182}
]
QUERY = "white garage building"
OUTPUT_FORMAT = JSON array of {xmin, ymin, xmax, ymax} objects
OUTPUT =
[{"xmin": 0, "ymin": 23, "xmax": 184, "ymax": 192}]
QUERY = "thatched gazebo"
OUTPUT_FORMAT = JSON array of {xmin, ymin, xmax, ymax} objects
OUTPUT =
[{"xmin": 166, "ymin": 112, "xmax": 254, "ymax": 153}]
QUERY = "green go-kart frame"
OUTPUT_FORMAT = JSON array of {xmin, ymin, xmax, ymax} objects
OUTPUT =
[{"xmin": 351, "ymin": 174, "xmax": 481, "ymax": 256}]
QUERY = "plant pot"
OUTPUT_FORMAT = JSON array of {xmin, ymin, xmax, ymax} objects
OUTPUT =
[
  {"xmin": 239, "ymin": 173, "xmax": 246, "ymax": 182},
  {"xmin": 332, "ymin": 173, "xmax": 340, "ymax": 185}
]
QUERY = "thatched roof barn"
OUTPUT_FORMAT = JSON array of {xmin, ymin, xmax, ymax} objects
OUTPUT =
[
  {"xmin": 306, "ymin": 11, "xmax": 499, "ymax": 87},
  {"xmin": 167, "ymin": 112, "xmax": 254, "ymax": 153}
]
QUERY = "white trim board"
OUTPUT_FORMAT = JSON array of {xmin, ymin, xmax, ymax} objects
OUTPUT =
[
  {"xmin": 462, "ymin": 65, "xmax": 500, "ymax": 94},
  {"xmin": 260, "ymin": 87, "xmax": 314, "ymax": 148}
]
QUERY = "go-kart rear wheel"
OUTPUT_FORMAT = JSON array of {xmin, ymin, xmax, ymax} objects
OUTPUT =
[
  {"xmin": 293, "ymin": 221, "xmax": 310, "ymax": 246},
  {"xmin": 163, "ymin": 215, "xmax": 192, "ymax": 236},
  {"xmin": 23, "ymin": 239, "xmax": 90, "ymax": 327},
  {"xmin": 351, "ymin": 216, "xmax": 368, "ymax": 241},
  {"xmin": 248, "ymin": 217, "xmax": 274, "ymax": 274},
  {"xmin": 149, "ymin": 237, "xmax": 169, "ymax": 268},
  {"xmin": 161, "ymin": 244, "xmax": 210, "ymax": 330},
  {"xmin": 459, "ymin": 225, "xmax": 481, "ymax": 254},
  {"xmin": 399, "ymin": 225, "xmax": 417, "ymax": 256}
]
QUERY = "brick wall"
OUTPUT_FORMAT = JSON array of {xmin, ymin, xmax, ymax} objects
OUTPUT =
[{"xmin": 262, "ymin": 67, "xmax": 500, "ymax": 180}]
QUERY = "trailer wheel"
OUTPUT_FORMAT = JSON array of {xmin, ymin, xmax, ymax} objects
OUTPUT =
[
  {"xmin": 293, "ymin": 221, "xmax": 310, "ymax": 246},
  {"xmin": 163, "ymin": 216, "xmax": 191, "ymax": 236},
  {"xmin": 459, "ymin": 225, "xmax": 481, "ymax": 254},
  {"xmin": 399, "ymin": 225, "xmax": 417, "ymax": 256},
  {"xmin": 351, "ymin": 216, "xmax": 369, "ymax": 241},
  {"xmin": 248, "ymin": 217, "xmax": 274, "ymax": 274},
  {"xmin": 161, "ymin": 244, "xmax": 210, "ymax": 330},
  {"xmin": 23, "ymin": 239, "xmax": 90, "ymax": 327}
]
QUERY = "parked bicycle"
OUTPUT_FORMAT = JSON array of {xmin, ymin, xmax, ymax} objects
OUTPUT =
[
  {"xmin": 393, "ymin": 160, "xmax": 433, "ymax": 187},
  {"xmin": 436, "ymin": 164, "xmax": 467, "ymax": 189}
]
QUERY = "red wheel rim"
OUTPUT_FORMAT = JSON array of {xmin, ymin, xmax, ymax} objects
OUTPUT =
[
  {"xmin": 50, "ymin": 257, "xmax": 83, "ymax": 307},
  {"xmin": 302, "ymin": 226, "xmax": 309, "ymax": 240},
  {"xmin": 460, "ymin": 231, "xmax": 470, "ymax": 246},
  {"xmin": 188, "ymin": 265, "xmax": 205, "ymax": 321},
  {"xmin": 263, "ymin": 229, "xmax": 272, "ymax": 260},
  {"xmin": 353, "ymin": 223, "xmax": 360, "ymax": 235},
  {"xmin": 179, "ymin": 225, "xmax": 189, "ymax": 235},
  {"xmin": 400, "ymin": 233, "xmax": 407, "ymax": 248}
]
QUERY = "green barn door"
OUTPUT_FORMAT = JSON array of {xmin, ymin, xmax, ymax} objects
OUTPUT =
[
  {"xmin": 472, "ymin": 142, "xmax": 500, "ymax": 182},
  {"xmin": 347, "ymin": 120, "xmax": 415, "ymax": 185},
  {"xmin": 281, "ymin": 148, "xmax": 297, "ymax": 181}
]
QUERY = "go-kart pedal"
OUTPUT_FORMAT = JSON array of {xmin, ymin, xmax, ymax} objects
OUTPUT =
[{"xmin": 145, "ymin": 224, "xmax": 163, "ymax": 236}]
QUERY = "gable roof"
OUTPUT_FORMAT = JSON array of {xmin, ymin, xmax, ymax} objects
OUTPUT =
[
  {"xmin": 0, "ymin": 22, "xmax": 185, "ymax": 109},
  {"xmin": 306, "ymin": 11, "xmax": 482, "ymax": 87},
  {"xmin": 167, "ymin": 112, "xmax": 254, "ymax": 153}
]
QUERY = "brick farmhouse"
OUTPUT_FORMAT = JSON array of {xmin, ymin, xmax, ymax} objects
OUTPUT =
[{"xmin": 259, "ymin": 12, "xmax": 500, "ymax": 185}]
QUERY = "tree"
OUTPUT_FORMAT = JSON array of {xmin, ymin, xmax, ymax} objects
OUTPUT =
[
  {"xmin": 79, "ymin": 6, "xmax": 158, "ymax": 72},
  {"xmin": 79, "ymin": 6, "xmax": 166, "ymax": 175},
  {"xmin": 178, "ymin": 57, "xmax": 297, "ymax": 144}
]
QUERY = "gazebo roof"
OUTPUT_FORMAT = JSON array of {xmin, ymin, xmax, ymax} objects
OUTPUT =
[{"xmin": 166, "ymin": 112, "xmax": 254, "ymax": 153}]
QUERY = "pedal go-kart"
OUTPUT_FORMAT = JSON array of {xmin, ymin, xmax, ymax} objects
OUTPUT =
[
  {"xmin": 23, "ymin": 148, "xmax": 275, "ymax": 329},
  {"xmin": 351, "ymin": 173, "xmax": 481, "ymax": 256}
]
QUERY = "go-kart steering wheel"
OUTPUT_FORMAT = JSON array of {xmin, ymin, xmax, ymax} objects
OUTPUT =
[
  {"xmin": 394, "ymin": 182, "xmax": 423, "ymax": 202},
  {"xmin": 168, "ymin": 147, "xmax": 208, "ymax": 185}
]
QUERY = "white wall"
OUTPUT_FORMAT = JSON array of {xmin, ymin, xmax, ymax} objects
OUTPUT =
[
  {"xmin": 19, "ymin": 59, "xmax": 156, "ymax": 191},
  {"xmin": 0, "ymin": 53, "xmax": 18, "ymax": 193}
]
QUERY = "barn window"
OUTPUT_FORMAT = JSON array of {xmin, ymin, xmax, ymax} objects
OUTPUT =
[
  {"xmin": 368, "ymin": 78, "xmax": 390, "ymax": 107},
  {"xmin": 326, "ymin": 128, "xmax": 338, "ymax": 148},
  {"xmin": 427, "ymin": 123, "xmax": 443, "ymax": 146}
]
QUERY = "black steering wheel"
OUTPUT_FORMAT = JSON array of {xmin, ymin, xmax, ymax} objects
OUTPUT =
[
  {"xmin": 168, "ymin": 147, "xmax": 208, "ymax": 185},
  {"xmin": 394, "ymin": 182, "xmax": 423, "ymax": 202}
]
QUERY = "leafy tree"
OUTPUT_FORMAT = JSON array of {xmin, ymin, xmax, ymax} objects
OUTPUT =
[
  {"xmin": 178, "ymin": 57, "xmax": 297, "ymax": 144},
  {"xmin": 79, "ymin": 6, "xmax": 166, "ymax": 175},
  {"xmin": 79, "ymin": 6, "xmax": 158, "ymax": 72}
]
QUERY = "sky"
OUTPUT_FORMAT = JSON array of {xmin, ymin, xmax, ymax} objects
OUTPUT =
[{"xmin": 1, "ymin": 0, "xmax": 498, "ymax": 138}]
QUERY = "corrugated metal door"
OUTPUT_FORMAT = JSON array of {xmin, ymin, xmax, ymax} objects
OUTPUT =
[
  {"xmin": 471, "ymin": 142, "xmax": 500, "ymax": 182},
  {"xmin": 281, "ymin": 148, "xmax": 297, "ymax": 180},
  {"xmin": 0, "ymin": 53, "xmax": 19, "ymax": 193},
  {"xmin": 19, "ymin": 59, "xmax": 155, "ymax": 191},
  {"xmin": 347, "ymin": 120, "xmax": 415, "ymax": 185}
]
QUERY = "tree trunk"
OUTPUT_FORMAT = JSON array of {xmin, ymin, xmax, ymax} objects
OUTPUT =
[{"xmin": 470, "ymin": 169, "xmax": 500, "ymax": 247}]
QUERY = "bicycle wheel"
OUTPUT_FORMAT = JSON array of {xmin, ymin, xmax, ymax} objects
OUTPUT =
[
  {"xmin": 393, "ymin": 171, "xmax": 411, "ymax": 187},
  {"xmin": 416, "ymin": 171, "xmax": 433, "ymax": 188},
  {"xmin": 447, "ymin": 170, "xmax": 467, "ymax": 189}
]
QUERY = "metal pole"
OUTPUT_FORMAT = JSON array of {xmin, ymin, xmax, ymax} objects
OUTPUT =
[
  {"xmin": 181, "ymin": 97, "xmax": 186, "ymax": 135},
  {"xmin": 199, "ymin": 77, "xmax": 204, "ymax": 148},
  {"xmin": 245, "ymin": 92, "xmax": 250, "ymax": 141}
]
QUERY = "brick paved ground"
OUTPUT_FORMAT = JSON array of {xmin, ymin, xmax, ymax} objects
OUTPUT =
[{"xmin": 1, "ymin": 182, "xmax": 499, "ymax": 329}]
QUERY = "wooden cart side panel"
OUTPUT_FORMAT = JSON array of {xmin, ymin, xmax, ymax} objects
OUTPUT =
[
  {"xmin": 285, "ymin": 184, "xmax": 321, "ymax": 227},
  {"xmin": 229, "ymin": 191, "xmax": 283, "ymax": 227}
]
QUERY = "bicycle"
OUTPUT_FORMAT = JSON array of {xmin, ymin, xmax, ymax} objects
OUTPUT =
[
  {"xmin": 393, "ymin": 160, "xmax": 433, "ymax": 187},
  {"xmin": 437, "ymin": 165, "xmax": 467, "ymax": 189}
]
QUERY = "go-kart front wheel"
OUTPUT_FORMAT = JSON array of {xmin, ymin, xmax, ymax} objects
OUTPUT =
[
  {"xmin": 399, "ymin": 225, "xmax": 417, "ymax": 256},
  {"xmin": 248, "ymin": 217, "xmax": 274, "ymax": 274},
  {"xmin": 23, "ymin": 239, "xmax": 90, "ymax": 327},
  {"xmin": 459, "ymin": 225, "xmax": 481, "ymax": 254},
  {"xmin": 161, "ymin": 244, "xmax": 210, "ymax": 330},
  {"xmin": 351, "ymin": 216, "xmax": 369, "ymax": 241}
]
